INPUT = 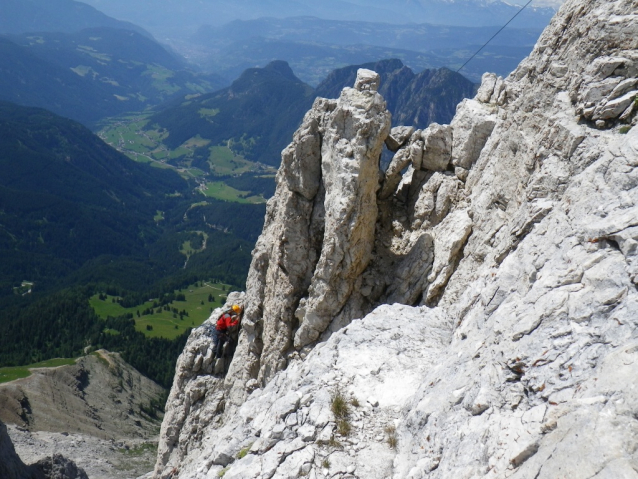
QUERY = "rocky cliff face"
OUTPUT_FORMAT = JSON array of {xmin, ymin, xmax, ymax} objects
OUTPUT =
[{"xmin": 154, "ymin": 0, "xmax": 638, "ymax": 477}]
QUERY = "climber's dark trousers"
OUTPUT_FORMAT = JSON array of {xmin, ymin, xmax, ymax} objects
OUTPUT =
[{"xmin": 211, "ymin": 329, "xmax": 227, "ymax": 359}]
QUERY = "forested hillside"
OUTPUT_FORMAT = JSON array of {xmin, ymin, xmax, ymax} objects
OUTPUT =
[
  {"xmin": 0, "ymin": 29, "xmax": 225, "ymax": 126},
  {"xmin": 149, "ymin": 60, "xmax": 315, "ymax": 167},
  {"xmin": 0, "ymin": 102, "xmax": 262, "ymax": 386},
  {"xmin": 0, "ymin": 101, "xmax": 185, "ymax": 292}
]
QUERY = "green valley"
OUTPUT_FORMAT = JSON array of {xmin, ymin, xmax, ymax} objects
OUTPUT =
[
  {"xmin": 90, "ymin": 281, "xmax": 231, "ymax": 339},
  {"xmin": 97, "ymin": 113, "xmax": 275, "ymax": 181},
  {"xmin": 0, "ymin": 102, "xmax": 262, "ymax": 388}
]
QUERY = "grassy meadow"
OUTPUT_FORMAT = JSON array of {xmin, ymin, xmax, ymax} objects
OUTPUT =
[
  {"xmin": 201, "ymin": 182, "xmax": 266, "ymax": 204},
  {"xmin": 89, "ymin": 281, "xmax": 232, "ymax": 339},
  {"xmin": 98, "ymin": 116, "xmax": 269, "ymax": 178},
  {"xmin": 0, "ymin": 358, "xmax": 77, "ymax": 384}
]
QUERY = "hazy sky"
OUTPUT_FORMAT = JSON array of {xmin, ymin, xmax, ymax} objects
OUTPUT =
[{"xmin": 508, "ymin": 0, "xmax": 565, "ymax": 7}]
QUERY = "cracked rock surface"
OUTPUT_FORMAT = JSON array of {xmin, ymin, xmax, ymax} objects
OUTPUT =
[{"xmin": 154, "ymin": 1, "xmax": 638, "ymax": 477}]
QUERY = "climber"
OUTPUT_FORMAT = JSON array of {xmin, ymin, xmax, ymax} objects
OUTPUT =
[{"xmin": 213, "ymin": 304, "xmax": 243, "ymax": 360}]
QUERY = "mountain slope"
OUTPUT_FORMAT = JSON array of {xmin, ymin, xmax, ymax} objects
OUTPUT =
[
  {"xmin": 0, "ymin": 30, "xmax": 225, "ymax": 126},
  {"xmin": 0, "ymin": 351, "xmax": 163, "ymax": 478},
  {"xmin": 0, "ymin": 37, "xmax": 112, "ymax": 125},
  {"xmin": 148, "ymin": 61, "xmax": 315, "ymax": 167},
  {"xmin": 0, "ymin": 0, "xmax": 150, "ymax": 37},
  {"xmin": 0, "ymin": 351, "xmax": 164, "ymax": 439},
  {"xmin": 0, "ymin": 101, "xmax": 187, "ymax": 291}
]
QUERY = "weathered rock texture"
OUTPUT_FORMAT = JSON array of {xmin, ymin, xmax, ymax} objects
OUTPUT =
[
  {"xmin": 154, "ymin": 0, "xmax": 638, "ymax": 477},
  {"xmin": 0, "ymin": 420, "xmax": 88, "ymax": 479}
]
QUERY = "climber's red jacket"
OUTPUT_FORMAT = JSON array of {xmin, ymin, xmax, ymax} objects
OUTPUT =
[{"xmin": 216, "ymin": 313, "xmax": 239, "ymax": 331}]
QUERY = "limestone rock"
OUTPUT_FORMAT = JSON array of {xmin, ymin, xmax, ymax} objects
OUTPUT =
[
  {"xmin": 379, "ymin": 135, "xmax": 423, "ymax": 200},
  {"xmin": 475, "ymin": 72, "xmax": 507, "ymax": 105},
  {"xmin": 450, "ymin": 99, "xmax": 496, "ymax": 169},
  {"xmin": 0, "ymin": 420, "xmax": 33, "ymax": 479},
  {"xmin": 154, "ymin": 2, "xmax": 638, "ymax": 478},
  {"xmin": 353, "ymin": 68, "xmax": 380, "ymax": 92},
  {"xmin": 576, "ymin": 50, "xmax": 638, "ymax": 125},
  {"xmin": 294, "ymin": 80, "xmax": 391, "ymax": 348},
  {"xmin": 420, "ymin": 122, "xmax": 452, "ymax": 171},
  {"xmin": 594, "ymin": 90, "xmax": 638, "ymax": 120},
  {"xmin": 32, "ymin": 454, "xmax": 89, "ymax": 479},
  {"xmin": 384, "ymin": 125, "xmax": 414, "ymax": 152},
  {"xmin": 410, "ymin": 172, "xmax": 461, "ymax": 230},
  {"xmin": 425, "ymin": 209, "xmax": 473, "ymax": 304}
]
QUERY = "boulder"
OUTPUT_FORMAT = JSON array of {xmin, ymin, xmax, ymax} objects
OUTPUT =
[
  {"xmin": 420, "ymin": 122, "xmax": 452, "ymax": 171},
  {"xmin": 450, "ymin": 99, "xmax": 496, "ymax": 169},
  {"xmin": 385, "ymin": 125, "xmax": 414, "ymax": 152},
  {"xmin": 353, "ymin": 68, "xmax": 381, "ymax": 92}
]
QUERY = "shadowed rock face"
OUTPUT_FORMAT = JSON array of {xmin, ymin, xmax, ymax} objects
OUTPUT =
[{"xmin": 154, "ymin": 1, "xmax": 638, "ymax": 477}]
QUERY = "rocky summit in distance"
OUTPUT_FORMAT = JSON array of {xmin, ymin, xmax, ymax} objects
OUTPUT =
[
  {"xmin": 315, "ymin": 59, "xmax": 477, "ymax": 131},
  {"xmin": 0, "ymin": 351, "xmax": 165, "ymax": 479},
  {"xmin": 153, "ymin": 0, "xmax": 638, "ymax": 477}
]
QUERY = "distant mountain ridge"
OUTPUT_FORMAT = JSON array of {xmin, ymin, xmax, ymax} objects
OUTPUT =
[
  {"xmin": 316, "ymin": 59, "xmax": 477, "ymax": 128},
  {"xmin": 147, "ymin": 59, "xmax": 476, "ymax": 169},
  {"xmin": 80, "ymin": 0, "xmax": 558, "ymax": 37},
  {"xmin": 191, "ymin": 16, "xmax": 540, "ymax": 84},
  {"xmin": 194, "ymin": 16, "xmax": 541, "ymax": 51}
]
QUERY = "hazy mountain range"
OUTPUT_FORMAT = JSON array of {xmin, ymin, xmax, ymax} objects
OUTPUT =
[
  {"xmin": 192, "ymin": 16, "xmax": 541, "ymax": 83},
  {"xmin": 80, "ymin": 0, "xmax": 560, "ymax": 37},
  {"xmin": 2, "ymin": 0, "xmax": 558, "ymax": 88}
]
